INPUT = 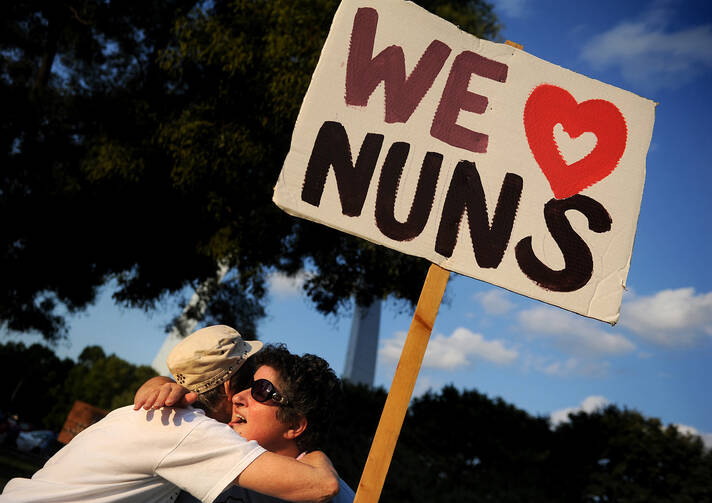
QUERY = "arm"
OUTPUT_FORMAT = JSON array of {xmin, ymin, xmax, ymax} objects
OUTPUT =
[
  {"xmin": 133, "ymin": 376, "xmax": 197, "ymax": 410},
  {"xmin": 236, "ymin": 450, "xmax": 340, "ymax": 503}
]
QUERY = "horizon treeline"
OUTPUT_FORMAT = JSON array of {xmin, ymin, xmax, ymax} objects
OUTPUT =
[{"xmin": 2, "ymin": 340, "xmax": 710, "ymax": 501}]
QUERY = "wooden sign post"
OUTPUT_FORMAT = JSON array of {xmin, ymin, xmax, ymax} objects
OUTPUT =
[
  {"xmin": 354, "ymin": 264, "xmax": 449, "ymax": 502},
  {"xmin": 273, "ymin": 0, "xmax": 655, "ymax": 500}
]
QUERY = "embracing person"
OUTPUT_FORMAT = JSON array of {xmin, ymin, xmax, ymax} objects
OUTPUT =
[
  {"xmin": 1, "ymin": 325, "xmax": 340, "ymax": 503},
  {"xmin": 136, "ymin": 343, "xmax": 356, "ymax": 503}
]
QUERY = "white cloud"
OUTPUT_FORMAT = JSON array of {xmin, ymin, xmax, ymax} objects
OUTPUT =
[
  {"xmin": 621, "ymin": 288, "xmax": 712, "ymax": 346},
  {"xmin": 492, "ymin": 0, "xmax": 527, "ymax": 18},
  {"xmin": 267, "ymin": 271, "xmax": 309, "ymax": 298},
  {"xmin": 674, "ymin": 423, "xmax": 698, "ymax": 436},
  {"xmin": 379, "ymin": 327, "xmax": 518, "ymax": 370},
  {"xmin": 550, "ymin": 395, "xmax": 609, "ymax": 426},
  {"xmin": 518, "ymin": 306, "xmax": 635, "ymax": 356},
  {"xmin": 540, "ymin": 357, "xmax": 580, "ymax": 376},
  {"xmin": 474, "ymin": 289, "xmax": 516, "ymax": 316},
  {"xmin": 523, "ymin": 354, "xmax": 611, "ymax": 377},
  {"xmin": 580, "ymin": 5, "xmax": 712, "ymax": 90},
  {"xmin": 673, "ymin": 424, "xmax": 712, "ymax": 449}
]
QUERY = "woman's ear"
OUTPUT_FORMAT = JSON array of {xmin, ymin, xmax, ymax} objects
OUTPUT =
[{"xmin": 284, "ymin": 415, "xmax": 308, "ymax": 440}]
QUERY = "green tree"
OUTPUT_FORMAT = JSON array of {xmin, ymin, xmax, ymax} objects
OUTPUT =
[
  {"xmin": 386, "ymin": 385, "xmax": 552, "ymax": 502},
  {"xmin": 325, "ymin": 385, "xmax": 712, "ymax": 502},
  {"xmin": 0, "ymin": 342, "xmax": 74, "ymax": 428},
  {"xmin": 1, "ymin": 0, "xmax": 203, "ymax": 341},
  {"xmin": 323, "ymin": 381, "xmax": 389, "ymax": 489},
  {"xmin": 550, "ymin": 405, "xmax": 712, "ymax": 503},
  {"xmin": 0, "ymin": 342, "xmax": 156, "ymax": 431},
  {"xmin": 46, "ymin": 345, "xmax": 157, "ymax": 429},
  {"xmin": 2, "ymin": 0, "xmax": 501, "ymax": 342}
]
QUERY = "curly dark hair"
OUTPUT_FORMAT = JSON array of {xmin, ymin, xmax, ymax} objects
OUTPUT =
[{"xmin": 252, "ymin": 344, "xmax": 340, "ymax": 452}]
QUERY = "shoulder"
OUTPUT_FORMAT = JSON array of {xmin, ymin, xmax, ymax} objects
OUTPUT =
[
  {"xmin": 101, "ymin": 405, "xmax": 206, "ymax": 422},
  {"xmin": 92, "ymin": 406, "xmax": 215, "ymax": 444}
]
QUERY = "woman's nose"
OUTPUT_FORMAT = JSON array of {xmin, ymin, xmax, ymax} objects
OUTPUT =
[{"xmin": 232, "ymin": 388, "xmax": 249, "ymax": 404}]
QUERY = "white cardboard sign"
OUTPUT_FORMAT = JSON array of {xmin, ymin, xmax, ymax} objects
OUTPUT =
[{"xmin": 273, "ymin": 0, "xmax": 656, "ymax": 324}]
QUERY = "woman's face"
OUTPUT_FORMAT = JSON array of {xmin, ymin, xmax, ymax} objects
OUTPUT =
[{"xmin": 229, "ymin": 365, "xmax": 294, "ymax": 453}]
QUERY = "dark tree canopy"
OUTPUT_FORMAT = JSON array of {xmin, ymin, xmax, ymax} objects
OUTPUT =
[
  {"xmin": 327, "ymin": 384, "xmax": 712, "ymax": 503},
  {"xmin": 0, "ymin": 341, "xmax": 74, "ymax": 430},
  {"xmin": 0, "ymin": 341, "xmax": 156, "ymax": 431},
  {"xmin": 1, "ymin": 0, "xmax": 501, "ymax": 341},
  {"xmin": 549, "ymin": 405, "xmax": 712, "ymax": 502}
]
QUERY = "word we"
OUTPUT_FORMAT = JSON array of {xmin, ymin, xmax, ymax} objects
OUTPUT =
[{"xmin": 345, "ymin": 7, "xmax": 507, "ymax": 154}]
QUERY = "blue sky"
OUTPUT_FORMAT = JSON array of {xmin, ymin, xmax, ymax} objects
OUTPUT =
[{"xmin": 4, "ymin": 0, "xmax": 712, "ymax": 446}]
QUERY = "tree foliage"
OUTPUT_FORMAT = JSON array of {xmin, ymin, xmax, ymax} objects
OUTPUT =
[
  {"xmin": 0, "ymin": 341, "xmax": 156, "ymax": 431},
  {"xmin": 550, "ymin": 405, "xmax": 712, "ymax": 502},
  {"xmin": 0, "ymin": 342, "xmax": 74, "ymax": 429},
  {"xmin": 1, "ymin": 0, "xmax": 500, "ymax": 341},
  {"xmin": 1, "ymin": 0, "xmax": 207, "ymax": 340},
  {"xmin": 51, "ymin": 345, "xmax": 157, "ymax": 425},
  {"xmin": 326, "ymin": 383, "xmax": 712, "ymax": 502}
]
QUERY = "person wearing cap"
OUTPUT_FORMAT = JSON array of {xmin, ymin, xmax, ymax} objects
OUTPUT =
[
  {"xmin": 136, "ymin": 344, "xmax": 355, "ymax": 503},
  {"xmin": 1, "ymin": 325, "xmax": 340, "ymax": 503}
]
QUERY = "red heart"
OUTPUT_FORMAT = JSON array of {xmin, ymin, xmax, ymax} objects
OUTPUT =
[{"xmin": 524, "ymin": 84, "xmax": 627, "ymax": 200}]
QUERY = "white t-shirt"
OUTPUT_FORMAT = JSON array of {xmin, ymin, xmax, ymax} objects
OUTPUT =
[{"xmin": 1, "ymin": 406, "xmax": 266, "ymax": 503}]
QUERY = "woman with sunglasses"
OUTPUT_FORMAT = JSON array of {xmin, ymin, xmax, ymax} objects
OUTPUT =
[{"xmin": 135, "ymin": 344, "xmax": 355, "ymax": 503}]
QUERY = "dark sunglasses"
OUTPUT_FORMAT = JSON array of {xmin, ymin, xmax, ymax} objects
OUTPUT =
[{"xmin": 250, "ymin": 378, "xmax": 289, "ymax": 406}]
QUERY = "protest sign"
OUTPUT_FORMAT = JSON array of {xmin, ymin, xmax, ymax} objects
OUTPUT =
[{"xmin": 274, "ymin": 0, "xmax": 656, "ymax": 324}]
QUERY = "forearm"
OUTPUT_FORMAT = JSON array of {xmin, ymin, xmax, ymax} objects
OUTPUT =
[{"xmin": 236, "ymin": 452, "xmax": 340, "ymax": 503}]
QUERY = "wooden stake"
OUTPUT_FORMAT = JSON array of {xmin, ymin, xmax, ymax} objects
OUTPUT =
[{"xmin": 353, "ymin": 263, "xmax": 450, "ymax": 503}]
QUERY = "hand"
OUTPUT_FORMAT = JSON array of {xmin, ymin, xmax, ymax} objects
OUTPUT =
[
  {"xmin": 133, "ymin": 376, "xmax": 198, "ymax": 410},
  {"xmin": 298, "ymin": 451, "xmax": 337, "ymax": 474}
]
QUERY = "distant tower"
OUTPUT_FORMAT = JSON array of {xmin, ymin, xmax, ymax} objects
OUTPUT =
[
  {"xmin": 342, "ymin": 298, "xmax": 381, "ymax": 386},
  {"xmin": 151, "ymin": 264, "xmax": 228, "ymax": 376}
]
